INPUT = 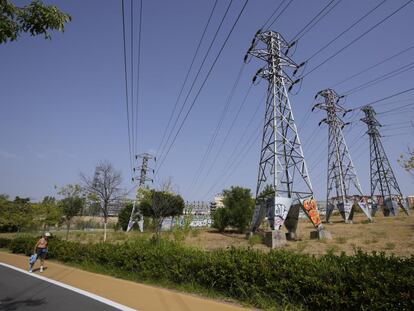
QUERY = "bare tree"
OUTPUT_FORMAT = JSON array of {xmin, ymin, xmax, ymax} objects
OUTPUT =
[{"xmin": 81, "ymin": 161, "xmax": 125, "ymax": 241}]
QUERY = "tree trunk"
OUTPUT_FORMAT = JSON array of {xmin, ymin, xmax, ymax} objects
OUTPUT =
[
  {"xmin": 103, "ymin": 218, "xmax": 107, "ymax": 242},
  {"xmin": 66, "ymin": 221, "xmax": 70, "ymax": 240}
]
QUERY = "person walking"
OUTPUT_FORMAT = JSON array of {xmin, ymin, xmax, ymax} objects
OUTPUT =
[{"xmin": 29, "ymin": 232, "xmax": 50, "ymax": 273}]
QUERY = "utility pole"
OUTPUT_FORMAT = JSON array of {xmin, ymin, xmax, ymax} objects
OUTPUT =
[
  {"xmin": 313, "ymin": 89, "xmax": 372, "ymax": 223},
  {"xmin": 245, "ymin": 30, "xmax": 328, "ymax": 242},
  {"xmin": 127, "ymin": 153, "xmax": 155, "ymax": 232},
  {"xmin": 361, "ymin": 105, "xmax": 409, "ymax": 216}
]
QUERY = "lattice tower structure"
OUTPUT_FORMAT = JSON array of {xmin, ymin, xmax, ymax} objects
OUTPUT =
[
  {"xmin": 361, "ymin": 105, "xmax": 409, "ymax": 216},
  {"xmin": 127, "ymin": 153, "xmax": 155, "ymax": 232},
  {"xmin": 313, "ymin": 89, "xmax": 371, "ymax": 222},
  {"xmin": 246, "ymin": 30, "xmax": 325, "ymax": 236}
]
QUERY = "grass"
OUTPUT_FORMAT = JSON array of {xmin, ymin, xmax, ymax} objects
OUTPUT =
[
  {"xmin": 384, "ymin": 242, "xmax": 396, "ymax": 250},
  {"xmin": 373, "ymin": 230, "xmax": 388, "ymax": 238},
  {"xmin": 335, "ymin": 236, "xmax": 348, "ymax": 244},
  {"xmin": 364, "ymin": 238, "xmax": 379, "ymax": 245},
  {"xmin": 295, "ymin": 241, "xmax": 308, "ymax": 253},
  {"xmin": 2, "ymin": 212, "xmax": 413, "ymax": 257},
  {"xmin": 325, "ymin": 244, "xmax": 340, "ymax": 255},
  {"xmin": 248, "ymin": 234, "xmax": 262, "ymax": 246}
]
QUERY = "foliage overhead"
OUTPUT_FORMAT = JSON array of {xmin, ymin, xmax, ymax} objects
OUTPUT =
[
  {"xmin": 398, "ymin": 148, "xmax": 414, "ymax": 178},
  {"xmin": 0, "ymin": 0, "xmax": 71, "ymax": 44}
]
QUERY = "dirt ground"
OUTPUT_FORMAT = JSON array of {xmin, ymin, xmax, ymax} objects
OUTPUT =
[
  {"xmin": 183, "ymin": 212, "xmax": 414, "ymax": 257},
  {"xmin": 2, "ymin": 211, "xmax": 413, "ymax": 257}
]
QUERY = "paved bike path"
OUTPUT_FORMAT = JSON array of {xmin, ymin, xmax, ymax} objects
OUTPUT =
[{"xmin": 0, "ymin": 252, "xmax": 249, "ymax": 311}]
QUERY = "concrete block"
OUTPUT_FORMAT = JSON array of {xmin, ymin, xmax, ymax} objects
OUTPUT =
[
  {"xmin": 310, "ymin": 229, "xmax": 332, "ymax": 240},
  {"xmin": 285, "ymin": 232, "xmax": 297, "ymax": 241},
  {"xmin": 265, "ymin": 230, "xmax": 287, "ymax": 248}
]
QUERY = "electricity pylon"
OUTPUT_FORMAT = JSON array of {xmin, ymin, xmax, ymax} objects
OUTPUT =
[
  {"xmin": 127, "ymin": 153, "xmax": 155, "ymax": 232},
  {"xmin": 245, "ymin": 30, "xmax": 327, "ymax": 238},
  {"xmin": 313, "ymin": 89, "xmax": 371, "ymax": 223},
  {"xmin": 361, "ymin": 105, "xmax": 409, "ymax": 216}
]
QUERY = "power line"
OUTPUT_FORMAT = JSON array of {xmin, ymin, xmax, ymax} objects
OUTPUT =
[
  {"xmin": 189, "ymin": 64, "xmax": 246, "ymax": 191},
  {"xmin": 130, "ymin": 0, "xmax": 135, "ymax": 156},
  {"xmin": 156, "ymin": 0, "xmax": 235, "ymax": 165},
  {"xmin": 291, "ymin": 0, "xmax": 342, "ymax": 42},
  {"xmin": 156, "ymin": 0, "xmax": 250, "ymax": 175},
  {"xmin": 302, "ymin": 0, "xmax": 412, "ymax": 78},
  {"xmin": 331, "ymin": 43, "xmax": 414, "ymax": 88},
  {"xmin": 199, "ymin": 93, "xmax": 264, "ymax": 199},
  {"xmin": 267, "ymin": 0, "xmax": 295, "ymax": 28},
  {"xmin": 352, "ymin": 86, "xmax": 414, "ymax": 110},
  {"xmin": 201, "ymin": 124, "xmax": 262, "ymax": 200},
  {"xmin": 376, "ymin": 102, "xmax": 414, "ymax": 115},
  {"xmin": 156, "ymin": 0, "xmax": 219, "ymax": 155},
  {"xmin": 343, "ymin": 61, "xmax": 414, "ymax": 95},
  {"xmin": 305, "ymin": 0, "xmax": 386, "ymax": 63},
  {"xmin": 190, "ymin": 81, "xmax": 254, "ymax": 194},
  {"xmin": 134, "ymin": 0, "xmax": 143, "ymax": 156},
  {"xmin": 121, "ymin": 0, "xmax": 133, "ymax": 174},
  {"xmin": 261, "ymin": 0, "xmax": 288, "ymax": 29}
]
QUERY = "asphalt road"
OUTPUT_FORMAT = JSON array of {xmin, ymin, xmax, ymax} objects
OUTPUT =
[{"xmin": 0, "ymin": 265, "xmax": 125, "ymax": 311}]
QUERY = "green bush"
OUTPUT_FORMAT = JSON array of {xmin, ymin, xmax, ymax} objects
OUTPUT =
[
  {"xmin": 117, "ymin": 203, "xmax": 134, "ymax": 231},
  {"xmin": 0, "ymin": 237, "xmax": 11, "ymax": 248},
  {"xmin": 211, "ymin": 208, "xmax": 230, "ymax": 232},
  {"xmin": 2, "ymin": 236, "xmax": 413, "ymax": 310},
  {"xmin": 213, "ymin": 186, "xmax": 254, "ymax": 233},
  {"xmin": 9, "ymin": 235, "xmax": 37, "ymax": 255}
]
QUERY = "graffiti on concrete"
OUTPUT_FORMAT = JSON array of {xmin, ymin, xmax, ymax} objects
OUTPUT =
[
  {"xmin": 302, "ymin": 198, "xmax": 322, "ymax": 227},
  {"xmin": 268, "ymin": 197, "xmax": 292, "ymax": 230}
]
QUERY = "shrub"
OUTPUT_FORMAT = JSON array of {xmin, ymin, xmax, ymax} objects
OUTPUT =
[
  {"xmin": 211, "ymin": 208, "xmax": 230, "ymax": 232},
  {"xmin": 248, "ymin": 234, "xmax": 262, "ymax": 246},
  {"xmin": 117, "ymin": 203, "xmax": 134, "ymax": 231},
  {"xmin": 2, "ymin": 236, "xmax": 414, "ymax": 310},
  {"xmin": 0, "ymin": 237, "xmax": 11, "ymax": 248}
]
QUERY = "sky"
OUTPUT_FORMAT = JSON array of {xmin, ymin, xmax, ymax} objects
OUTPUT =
[{"xmin": 1, "ymin": 0, "xmax": 413, "ymax": 203}]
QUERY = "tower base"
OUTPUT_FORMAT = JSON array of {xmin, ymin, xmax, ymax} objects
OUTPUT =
[
  {"xmin": 310, "ymin": 228, "xmax": 332, "ymax": 240},
  {"xmin": 265, "ymin": 230, "xmax": 287, "ymax": 248}
]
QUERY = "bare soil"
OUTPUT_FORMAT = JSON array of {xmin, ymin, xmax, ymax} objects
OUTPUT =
[
  {"xmin": 183, "ymin": 212, "xmax": 414, "ymax": 257},
  {"xmin": 2, "ymin": 211, "xmax": 413, "ymax": 257}
]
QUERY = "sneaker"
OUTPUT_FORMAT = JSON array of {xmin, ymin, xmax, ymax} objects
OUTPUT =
[
  {"xmin": 29, "ymin": 269, "xmax": 32, "ymax": 273},
  {"xmin": 40, "ymin": 266, "xmax": 43, "ymax": 272}
]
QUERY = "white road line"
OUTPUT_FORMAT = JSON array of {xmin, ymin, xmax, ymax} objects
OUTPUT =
[{"xmin": 0, "ymin": 262, "xmax": 136, "ymax": 311}]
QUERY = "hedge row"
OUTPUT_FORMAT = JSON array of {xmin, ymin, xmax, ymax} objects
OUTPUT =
[{"xmin": 1, "ymin": 236, "xmax": 413, "ymax": 310}]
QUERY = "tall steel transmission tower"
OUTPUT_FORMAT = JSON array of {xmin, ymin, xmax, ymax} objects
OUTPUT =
[
  {"xmin": 313, "ymin": 89, "xmax": 372, "ymax": 223},
  {"xmin": 127, "ymin": 153, "xmax": 155, "ymax": 232},
  {"xmin": 245, "ymin": 30, "xmax": 327, "ymax": 239},
  {"xmin": 361, "ymin": 105, "xmax": 409, "ymax": 216}
]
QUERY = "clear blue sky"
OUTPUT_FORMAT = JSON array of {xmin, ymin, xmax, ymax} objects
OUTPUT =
[{"xmin": 1, "ymin": 0, "xmax": 413, "ymax": 202}]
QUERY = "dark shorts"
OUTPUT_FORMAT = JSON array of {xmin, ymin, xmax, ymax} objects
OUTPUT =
[{"xmin": 36, "ymin": 248, "xmax": 48, "ymax": 259}]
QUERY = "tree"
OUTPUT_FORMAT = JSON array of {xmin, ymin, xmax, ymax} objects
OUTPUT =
[
  {"xmin": 398, "ymin": 148, "xmax": 414, "ymax": 178},
  {"xmin": 0, "ymin": 194, "xmax": 18, "ymax": 232},
  {"xmin": 0, "ymin": 0, "xmax": 71, "ymax": 44},
  {"xmin": 139, "ymin": 184, "xmax": 184, "ymax": 242},
  {"xmin": 36, "ymin": 196, "xmax": 62, "ymax": 230},
  {"xmin": 0, "ymin": 195, "xmax": 36, "ymax": 232},
  {"xmin": 58, "ymin": 184, "xmax": 84, "ymax": 240},
  {"xmin": 211, "ymin": 207, "xmax": 230, "ymax": 233},
  {"xmin": 81, "ymin": 161, "xmax": 125, "ymax": 242},
  {"xmin": 212, "ymin": 186, "xmax": 254, "ymax": 233},
  {"xmin": 12, "ymin": 196, "xmax": 34, "ymax": 231},
  {"xmin": 117, "ymin": 201, "xmax": 135, "ymax": 232}
]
